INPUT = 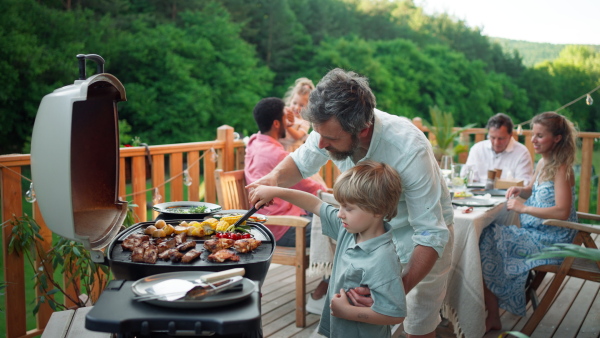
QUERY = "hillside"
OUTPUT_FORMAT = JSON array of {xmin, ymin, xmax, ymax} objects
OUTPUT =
[{"xmin": 492, "ymin": 37, "xmax": 600, "ymax": 67}]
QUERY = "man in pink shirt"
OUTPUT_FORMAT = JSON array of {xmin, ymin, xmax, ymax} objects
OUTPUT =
[{"xmin": 245, "ymin": 97, "xmax": 326, "ymax": 245}]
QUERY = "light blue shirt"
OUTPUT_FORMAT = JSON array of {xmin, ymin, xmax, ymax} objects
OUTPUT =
[
  {"xmin": 291, "ymin": 109, "xmax": 453, "ymax": 262},
  {"xmin": 318, "ymin": 203, "xmax": 406, "ymax": 338}
]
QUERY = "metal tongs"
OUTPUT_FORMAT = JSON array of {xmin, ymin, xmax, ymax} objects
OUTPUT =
[
  {"xmin": 231, "ymin": 205, "xmax": 264, "ymax": 228},
  {"xmin": 133, "ymin": 268, "xmax": 245, "ymax": 302}
]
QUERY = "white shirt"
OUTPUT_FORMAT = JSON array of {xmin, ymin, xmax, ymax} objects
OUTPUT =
[
  {"xmin": 291, "ymin": 109, "xmax": 452, "ymax": 262},
  {"xmin": 465, "ymin": 137, "xmax": 533, "ymax": 185}
]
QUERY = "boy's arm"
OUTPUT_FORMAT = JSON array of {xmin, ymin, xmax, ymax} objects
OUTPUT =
[
  {"xmin": 330, "ymin": 289, "xmax": 404, "ymax": 325},
  {"xmin": 249, "ymin": 185, "xmax": 323, "ymax": 216}
]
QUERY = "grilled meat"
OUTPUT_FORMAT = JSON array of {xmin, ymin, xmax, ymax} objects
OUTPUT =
[
  {"xmin": 175, "ymin": 232, "xmax": 187, "ymax": 245},
  {"xmin": 121, "ymin": 234, "xmax": 150, "ymax": 251},
  {"xmin": 233, "ymin": 238, "xmax": 261, "ymax": 253},
  {"xmin": 207, "ymin": 249, "xmax": 240, "ymax": 263},
  {"xmin": 177, "ymin": 240, "xmax": 196, "ymax": 252},
  {"xmin": 143, "ymin": 244, "xmax": 158, "ymax": 264},
  {"xmin": 181, "ymin": 249, "xmax": 202, "ymax": 263},
  {"xmin": 203, "ymin": 238, "xmax": 234, "ymax": 253},
  {"xmin": 169, "ymin": 250, "xmax": 184, "ymax": 263},
  {"xmin": 157, "ymin": 238, "xmax": 177, "ymax": 254}
]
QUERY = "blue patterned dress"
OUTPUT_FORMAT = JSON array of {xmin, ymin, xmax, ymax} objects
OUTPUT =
[{"xmin": 479, "ymin": 176, "xmax": 578, "ymax": 316}]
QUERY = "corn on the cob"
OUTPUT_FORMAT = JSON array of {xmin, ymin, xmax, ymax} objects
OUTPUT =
[
  {"xmin": 221, "ymin": 215, "xmax": 245, "ymax": 226},
  {"xmin": 203, "ymin": 218, "xmax": 219, "ymax": 229},
  {"xmin": 216, "ymin": 220, "xmax": 230, "ymax": 232}
]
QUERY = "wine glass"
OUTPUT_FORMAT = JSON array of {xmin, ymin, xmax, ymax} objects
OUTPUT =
[{"xmin": 440, "ymin": 155, "xmax": 453, "ymax": 184}]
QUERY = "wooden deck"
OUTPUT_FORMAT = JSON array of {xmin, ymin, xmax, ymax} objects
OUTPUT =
[{"xmin": 262, "ymin": 264, "xmax": 600, "ymax": 338}]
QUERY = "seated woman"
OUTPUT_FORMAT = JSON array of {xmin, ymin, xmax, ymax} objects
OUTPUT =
[{"xmin": 479, "ymin": 111, "xmax": 579, "ymax": 332}]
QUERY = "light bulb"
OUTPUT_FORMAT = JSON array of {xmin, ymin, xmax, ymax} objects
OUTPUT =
[
  {"xmin": 183, "ymin": 170, "xmax": 192, "ymax": 186},
  {"xmin": 25, "ymin": 182, "xmax": 36, "ymax": 203},
  {"xmin": 517, "ymin": 125, "xmax": 523, "ymax": 136},
  {"xmin": 586, "ymin": 94, "xmax": 593, "ymax": 106},
  {"xmin": 153, "ymin": 188, "xmax": 162, "ymax": 204}
]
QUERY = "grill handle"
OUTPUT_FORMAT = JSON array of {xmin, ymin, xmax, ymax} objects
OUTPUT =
[
  {"xmin": 76, "ymin": 54, "xmax": 105, "ymax": 80},
  {"xmin": 91, "ymin": 250, "xmax": 109, "ymax": 265}
]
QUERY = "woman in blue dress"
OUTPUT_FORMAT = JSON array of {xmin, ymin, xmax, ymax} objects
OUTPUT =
[{"xmin": 479, "ymin": 112, "xmax": 578, "ymax": 332}]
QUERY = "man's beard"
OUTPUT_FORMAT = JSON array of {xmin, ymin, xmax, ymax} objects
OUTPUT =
[{"xmin": 326, "ymin": 134, "xmax": 360, "ymax": 161}]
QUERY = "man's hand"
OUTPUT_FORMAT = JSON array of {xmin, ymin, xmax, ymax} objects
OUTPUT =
[{"xmin": 345, "ymin": 287, "xmax": 373, "ymax": 307}]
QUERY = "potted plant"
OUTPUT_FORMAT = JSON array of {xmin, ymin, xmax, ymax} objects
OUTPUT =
[{"xmin": 422, "ymin": 106, "xmax": 475, "ymax": 161}]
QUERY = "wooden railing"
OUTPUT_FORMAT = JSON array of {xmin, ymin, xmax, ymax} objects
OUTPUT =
[{"xmin": 1, "ymin": 123, "xmax": 598, "ymax": 337}]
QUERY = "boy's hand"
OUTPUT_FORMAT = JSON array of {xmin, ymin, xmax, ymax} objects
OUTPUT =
[
  {"xmin": 346, "ymin": 286, "xmax": 373, "ymax": 307},
  {"xmin": 330, "ymin": 289, "xmax": 353, "ymax": 318},
  {"xmin": 248, "ymin": 185, "xmax": 277, "ymax": 209}
]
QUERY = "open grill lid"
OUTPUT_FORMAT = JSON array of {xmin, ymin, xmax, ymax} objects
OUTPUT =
[{"xmin": 31, "ymin": 54, "xmax": 128, "ymax": 251}]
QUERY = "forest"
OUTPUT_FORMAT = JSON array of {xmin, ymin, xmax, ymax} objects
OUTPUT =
[{"xmin": 1, "ymin": 0, "xmax": 599, "ymax": 155}]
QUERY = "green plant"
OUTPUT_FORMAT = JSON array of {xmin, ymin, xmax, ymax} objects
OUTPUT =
[
  {"xmin": 2, "ymin": 202, "xmax": 138, "ymax": 314},
  {"xmin": 422, "ymin": 106, "xmax": 476, "ymax": 159},
  {"xmin": 529, "ymin": 243, "xmax": 600, "ymax": 262}
]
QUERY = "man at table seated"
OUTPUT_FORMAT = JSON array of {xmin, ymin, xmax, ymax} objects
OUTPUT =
[
  {"xmin": 465, "ymin": 113, "xmax": 533, "ymax": 185},
  {"xmin": 245, "ymin": 97, "xmax": 327, "ymax": 246}
]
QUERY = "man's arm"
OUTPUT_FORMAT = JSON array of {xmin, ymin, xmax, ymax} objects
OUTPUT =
[
  {"xmin": 331, "ymin": 289, "xmax": 404, "ymax": 325},
  {"xmin": 401, "ymin": 246, "xmax": 439, "ymax": 293},
  {"xmin": 246, "ymin": 156, "xmax": 304, "ymax": 189}
]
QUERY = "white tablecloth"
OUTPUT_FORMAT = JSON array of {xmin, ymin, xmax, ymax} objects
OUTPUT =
[{"xmin": 442, "ymin": 197, "xmax": 519, "ymax": 338}]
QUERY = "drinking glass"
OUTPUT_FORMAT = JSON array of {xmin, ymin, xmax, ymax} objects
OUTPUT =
[
  {"xmin": 451, "ymin": 164, "xmax": 467, "ymax": 191},
  {"xmin": 440, "ymin": 155, "xmax": 453, "ymax": 184}
]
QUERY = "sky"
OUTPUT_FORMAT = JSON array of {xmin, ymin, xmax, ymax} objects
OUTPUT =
[{"xmin": 416, "ymin": 0, "xmax": 600, "ymax": 45}]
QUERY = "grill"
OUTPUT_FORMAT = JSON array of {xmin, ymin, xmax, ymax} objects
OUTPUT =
[{"xmin": 30, "ymin": 54, "xmax": 271, "ymax": 337}]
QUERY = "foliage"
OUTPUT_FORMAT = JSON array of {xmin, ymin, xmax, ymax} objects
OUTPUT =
[
  {"xmin": 529, "ymin": 243, "xmax": 600, "ymax": 262},
  {"xmin": 2, "ymin": 202, "xmax": 137, "ymax": 314},
  {"xmin": 421, "ymin": 106, "xmax": 475, "ymax": 157},
  {"xmin": 493, "ymin": 37, "xmax": 600, "ymax": 67},
  {"xmin": 1, "ymin": 0, "xmax": 599, "ymax": 155}
]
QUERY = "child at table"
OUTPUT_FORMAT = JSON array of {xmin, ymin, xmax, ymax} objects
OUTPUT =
[
  {"xmin": 279, "ymin": 78, "xmax": 313, "ymax": 152},
  {"xmin": 250, "ymin": 160, "xmax": 406, "ymax": 338}
]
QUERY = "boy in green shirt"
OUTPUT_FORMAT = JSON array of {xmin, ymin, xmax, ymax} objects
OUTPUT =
[{"xmin": 250, "ymin": 160, "xmax": 406, "ymax": 337}]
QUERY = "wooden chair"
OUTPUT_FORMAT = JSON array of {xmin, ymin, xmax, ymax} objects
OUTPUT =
[
  {"xmin": 521, "ymin": 212, "xmax": 600, "ymax": 335},
  {"xmin": 214, "ymin": 169, "xmax": 311, "ymax": 327}
]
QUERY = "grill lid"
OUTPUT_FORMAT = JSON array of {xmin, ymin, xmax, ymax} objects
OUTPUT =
[{"xmin": 31, "ymin": 54, "xmax": 127, "ymax": 251}]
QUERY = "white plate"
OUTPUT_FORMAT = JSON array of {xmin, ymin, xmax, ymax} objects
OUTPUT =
[
  {"xmin": 153, "ymin": 201, "xmax": 222, "ymax": 216},
  {"xmin": 211, "ymin": 210, "xmax": 268, "ymax": 223},
  {"xmin": 452, "ymin": 197, "xmax": 498, "ymax": 207},
  {"xmin": 131, "ymin": 271, "xmax": 255, "ymax": 309}
]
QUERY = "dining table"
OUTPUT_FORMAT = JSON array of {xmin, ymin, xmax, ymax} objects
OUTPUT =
[{"xmin": 442, "ymin": 192, "xmax": 520, "ymax": 338}]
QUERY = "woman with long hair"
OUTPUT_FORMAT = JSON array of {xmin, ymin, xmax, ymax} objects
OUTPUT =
[{"xmin": 479, "ymin": 111, "xmax": 579, "ymax": 332}]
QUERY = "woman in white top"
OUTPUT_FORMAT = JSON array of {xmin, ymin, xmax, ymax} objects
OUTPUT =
[{"xmin": 279, "ymin": 77, "xmax": 314, "ymax": 152}]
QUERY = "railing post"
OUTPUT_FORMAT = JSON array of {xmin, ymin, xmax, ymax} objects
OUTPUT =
[
  {"xmin": 217, "ymin": 125, "xmax": 235, "ymax": 172},
  {"xmin": 578, "ymin": 138, "xmax": 593, "ymax": 213},
  {"xmin": 1, "ymin": 167, "xmax": 27, "ymax": 338},
  {"xmin": 33, "ymin": 202, "xmax": 54, "ymax": 330}
]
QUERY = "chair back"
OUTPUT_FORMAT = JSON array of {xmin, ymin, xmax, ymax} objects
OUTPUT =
[{"xmin": 215, "ymin": 169, "xmax": 250, "ymax": 210}]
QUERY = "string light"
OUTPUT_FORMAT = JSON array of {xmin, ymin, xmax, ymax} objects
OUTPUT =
[
  {"xmin": 183, "ymin": 169, "xmax": 192, "ymax": 187},
  {"xmin": 515, "ymin": 84, "xmax": 599, "ymax": 130},
  {"xmin": 516, "ymin": 125, "xmax": 523, "ymax": 136},
  {"xmin": 153, "ymin": 187, "xmax": 162, "ymax": 204},
  {"xmin": 25, "ymin": 183, "xmax": 36, "ymax": 203},
  {"xmin": 0, "ymin": 147, "xmax": 218, "ymax": 203}
]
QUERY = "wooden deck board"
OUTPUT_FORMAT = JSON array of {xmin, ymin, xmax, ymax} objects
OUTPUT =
[{"xmin": 264, "ymin": 263, "xmax": 600, "ymax": 338}]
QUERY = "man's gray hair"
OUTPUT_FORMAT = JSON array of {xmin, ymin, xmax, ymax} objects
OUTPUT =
[{"xmin": 303, "ymin": 68, "xmax": 376, "ymax": 135}]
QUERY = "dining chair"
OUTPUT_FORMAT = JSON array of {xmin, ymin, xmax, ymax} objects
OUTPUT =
[
  {"xmin": 521, "ymin": 211, "xmax": 600, "ymax": 335},
  {"xmin": 214, "ymin": 169, "xmax": 311, "ymax": 327}
]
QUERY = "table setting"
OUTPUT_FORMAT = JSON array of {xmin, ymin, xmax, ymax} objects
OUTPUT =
[{"xmin": 443, "ymin": 168, "xmax": 520, "ymax": 338}]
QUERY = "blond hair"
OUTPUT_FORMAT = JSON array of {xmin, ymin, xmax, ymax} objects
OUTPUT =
[
  {"xmin": 333, "ymin": 160, "xmax": 402, "ymax": 221},
  {"xmin": 531, "ymin": 112, "xmax": 578, "ymax": 181},
  {"xmin": 283, "ymin": 77, "xmax": 315, "ymax": 106}
]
